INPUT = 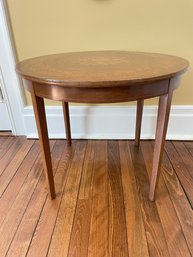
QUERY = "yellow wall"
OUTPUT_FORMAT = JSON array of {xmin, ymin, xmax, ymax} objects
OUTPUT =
[{"xmin": 6, "ymin": 0, "xmax": 193, "ymax": 105}]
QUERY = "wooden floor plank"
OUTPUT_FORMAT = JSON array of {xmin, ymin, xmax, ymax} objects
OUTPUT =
[
  {"xmin": 141, "ymin": 141, "xmax": 191, "ymax": 257},
  {"xmin": 26, "ymin": 141, "xmax": 77, "ymax": 257},
  {"xmin": 47, "ymin": 141, "xmax": 87, "ymax": 257},
  {"xmin": 0, "ymin": 137, "xmax": 192, "ymax": 257},
  {"xmin": 184, "ymin": 141, "xmax": 193, "ymax": 157},
  {"xmin": 0, "ymin": 137, "xmax": 26, "ymax": 176},
  {"xmin": 68, "ymin": 140, "xmax": 95, "ymax": 257},
  {"xmin": 129, "ymin": 141, "xmax": 170, "ymax": 257},
  {"xmin": 6, "ymin": 140, "xmax": 66, "ymax": 257},
  {"xmin": 0, "ymin": 141, "xmax": 40, "ymax": 227},
  {"xmin": 119, "ymin": 141, "xmax": 149, "ymax": 257},
  {"xmin": 161, "ymin": 146, "xmax": 193, "ymax": 256},
  {"xmin": 0, "ymin": 136, "xmax": 15, "ymax": 159},
  {"xmin": 0, "ymin": 140, "xmax": 56, "ymax": 257},
  {"xmin": 78, "ymin": 140, "xmax": 95, "ymax": 200},
  {"xmin": 0, "ymin": 139, "xmax": 34, "ymax": 196},
  {"xmin": 68, "ymin": 199, "xmax": 92, "ymax": 257},
  {"xmin": 165, "ymin": 141, "xmax": 193, "ymax": 207},
  {"xmin": 172, "ymin": 141, "xmax": 193, "ymax": 180},
  {"xmin": 107, "ymin": 141, "xmax": 129, "ymax": 257},
  {"xmin": 87, "ymin": 141, "xmax": 109, "ymax": 257}
]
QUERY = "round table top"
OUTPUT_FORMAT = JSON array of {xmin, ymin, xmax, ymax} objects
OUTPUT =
[{"xmin": 16, "ymin": 51, "xmax": 189, "ymax": 88}]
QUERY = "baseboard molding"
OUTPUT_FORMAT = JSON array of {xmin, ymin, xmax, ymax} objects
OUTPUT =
[{"xmin": 23, "ymin": 105, "xmax": 193, "ymax": 140}]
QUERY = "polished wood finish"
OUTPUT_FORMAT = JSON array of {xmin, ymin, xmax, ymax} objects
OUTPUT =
[
  {"xmin": 129, "ymin": 141, "xmax": 171, "ymax": 256},
  {"xmin": 48, "ymin": 141, "xmax": 87, "ymax": 257},
  {"xmin": 119, "ymin": 141, "xmax": 149, "ymax": 256},
  {"xmin": 85, "ymin": 141, "xmax": 108, "ymax": 257},
  {"xmin": 30, "ymin": 86, "xmax": 55, "ymax": 199},
  {"xmin": 107, "ymin": 141, "xmax": 129, "ymax": 256},
  {"xmin": 27, "ymin": 141, "xmax": 76, "ymax": 257},
  {"xmin": 0, "ymin": 139, "xmax": 56, "ymax": 257},
  {"xmin": 140, "ymin": 141, "xmax": 192, "ymax": 257},
  {"xmin": 149, "ymin": 88, "xmax": 173, "ymax": 201},
  {"xmin": 0, "ymin": 137, "xmax": 26, "ymax": 175},
  {"xmin": 0, "ymin": 139, "xmax": 33, "ymax": 196},
  {"xmin": 16, "ymin": 51, "xmax": 188, "ymax": 87},
  {"xmin": 69, "ymin": 140, "xmax": 94, "ymax": 256},
  {"xmin": 16, "ymin": 51, "xmax": 189, "ymax": 200},
  {"xmin": 62, "ymin": 102, "xmax": 71, "ymax": 146},
  {"xmin": 135, "ymin": 99, "xmax": 144, "ymax": 146},
  {"xmin": 30, "ymin": 80, "xmax": 170, "ymax": 103},
  {"xmin": 0, "ymin": 136, "xmax": 15, "ymax": 160},
  {"xmin": 165, "ymin": 141, "xmax": 193, "ymax": 206},
  {"xmin": 162, "ymin": 142, "xmax": 193, "ymax": 255},
  {"xmin": 0, "ymin": 137, "xmax": 192, "ymax": 257}
]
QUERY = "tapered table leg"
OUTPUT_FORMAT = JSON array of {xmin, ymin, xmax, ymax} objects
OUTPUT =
[
  {"xmin": 62, "ymin": 102, "xmax": 71, "ymax": 146},
  {"xmin": 135, "ymin": 99, "xmax": 144, "ymax": 146},
  {"xmin": 149, "ymin": 91, "xmax": 173, "ymax": 201},
  {"xmin": 31, "ymin": 90, "xmax": 56, "ymax": 199}
]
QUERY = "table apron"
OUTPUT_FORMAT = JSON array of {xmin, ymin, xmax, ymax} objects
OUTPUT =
[{"xmin": 25, "ymin": 79, "xmax": 175, "ymax": 103}]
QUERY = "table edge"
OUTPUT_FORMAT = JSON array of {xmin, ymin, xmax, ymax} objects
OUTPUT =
[{"xmin": 16, "ymin": 66, "xmax": 188, "ymax": 88}]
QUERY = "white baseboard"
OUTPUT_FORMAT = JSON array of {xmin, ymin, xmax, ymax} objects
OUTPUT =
[{"xmin": 23, "ymin": 105, "xmax": 193, "ymax": 140}]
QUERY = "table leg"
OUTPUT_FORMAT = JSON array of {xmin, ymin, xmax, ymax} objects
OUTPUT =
[
  {"xmin": 149, "ymin": 91, "xmax": 173, "ymax": 201},
  {"xmin": 135, "ymin": 99, "xmax": 144, "ymax": 146},
  {"xmin": 31, "ymin": 91, "xmax": 56, "ymax": 199},
  {"xmin": 62, "ymin": 102, "xmax": 71, "ymax": 146}
]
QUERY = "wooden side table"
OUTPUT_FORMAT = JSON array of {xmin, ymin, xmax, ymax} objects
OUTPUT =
[{"xmin": 16, "ymin": 51, "xmax": 189, "ymax": 201}]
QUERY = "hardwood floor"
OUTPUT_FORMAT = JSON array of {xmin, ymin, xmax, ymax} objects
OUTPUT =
[{"xmin": 0, "ymin": 136, "xmax": 192, "ymax": 257}]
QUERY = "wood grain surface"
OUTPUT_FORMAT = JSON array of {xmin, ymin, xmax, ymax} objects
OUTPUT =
[
  {"xmin": 16, "ymin": 51, "xmax": 188, "ymax": 87},
  {"xmin": 1, "ymin": 136, "xmax": 192, "ymax": 257}
]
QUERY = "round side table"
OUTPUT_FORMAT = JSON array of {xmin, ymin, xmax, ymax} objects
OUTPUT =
[{"xmin": 16, "ymin": 51, "xmax": 189, "ymax": 201}]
